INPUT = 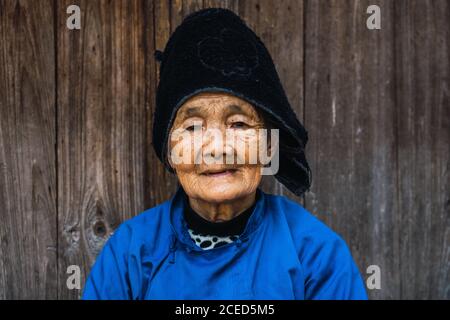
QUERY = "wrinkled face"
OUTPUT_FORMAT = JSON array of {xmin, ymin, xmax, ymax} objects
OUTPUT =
[{"xmin": 168, "ymin": 92, "xmax": 270, "ymax": 203}]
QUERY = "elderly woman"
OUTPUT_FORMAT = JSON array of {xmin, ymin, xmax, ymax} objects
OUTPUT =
[{"xmin": 82, "ymin": 8, "xmax": 367, "ymax": 300}]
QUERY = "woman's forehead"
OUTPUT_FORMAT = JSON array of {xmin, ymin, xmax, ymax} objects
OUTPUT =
[
  {"xmin": 182, "ymin": 92, "xmax": 248, "ymax": 108},
  {"xmin": 176, "ymin": 92, "xmax": 260, "ymax": 119}
]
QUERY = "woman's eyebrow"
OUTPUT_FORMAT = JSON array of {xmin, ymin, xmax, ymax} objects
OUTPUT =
[
  {"xmin": 226, "ymin": 104, "xmax": 258, "ymax": 120},
  {"xmin": 227, "ymin": 104, "xmax": 245, "ymax": 114},
  {"xmin": 180, "ymin": 103, "xmax": 252, "ymax": 120},
  {"xmin": 180, "ymin": 106, "xmax": 202, "ymax": 120}
]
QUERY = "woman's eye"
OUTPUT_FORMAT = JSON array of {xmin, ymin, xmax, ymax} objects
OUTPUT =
[
  {"xmin": 231, "ymin": 122, "xmax": 248, "ymax": 129},
  {"xmin": 185, "ymin": 124, "xmax": 202, "ymax": 131}
]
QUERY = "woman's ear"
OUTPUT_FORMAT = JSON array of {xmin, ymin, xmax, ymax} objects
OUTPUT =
[
  {"xmin": 166, "ymin": 136, "xmax": 175, "ymax": 171},
  {"xmin": 167, "ymin": 155, "xmax": 174, "ymax": 170}
]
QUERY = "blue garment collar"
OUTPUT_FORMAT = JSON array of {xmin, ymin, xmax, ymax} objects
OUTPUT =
[{"xmin": 168, "ymin": 186, "xmax": 266, "ymax": 253}]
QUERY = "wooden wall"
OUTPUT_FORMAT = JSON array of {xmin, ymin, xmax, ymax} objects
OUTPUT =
[{"xmin": 0, "ymin": 0, "xmax": 448, "ymax": 299}]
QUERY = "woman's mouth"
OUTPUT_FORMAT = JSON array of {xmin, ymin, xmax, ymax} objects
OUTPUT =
[{"xmin": 202, "ymin": 169, "xmax": 238, "ymax": 177}]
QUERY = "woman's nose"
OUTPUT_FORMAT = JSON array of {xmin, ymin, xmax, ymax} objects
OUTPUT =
[{"xmin": 202, "ymin": 128, "xmax": 232, "ymax": 163}]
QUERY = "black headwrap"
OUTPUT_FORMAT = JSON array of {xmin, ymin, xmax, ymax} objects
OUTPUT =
[{"xmin": 152, "ymin": 8, "xmax": 312, "ymax": 197}]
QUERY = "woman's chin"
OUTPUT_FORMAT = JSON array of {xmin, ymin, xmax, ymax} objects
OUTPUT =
[{"xmin": 197, "ymin": 184, "xmax": 247, "ymax": 203}]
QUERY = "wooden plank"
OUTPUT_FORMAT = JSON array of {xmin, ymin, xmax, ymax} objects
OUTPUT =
[
  {"xmin": 239, "ymin": 0, "xmax": 305, "ymax": 200},
  {"xmin": 0, "ymin": 0, "xmax": 57, "ymax": 299},
  {"xmin": 151, "ymin": 0, "xmax": 179, "ymax": 202},
  {"xmin": 395, "ymin": 0, "xmax": 450, "ymax": 299},
  {"xmin": 203, "ymin": 0, "xmax": 239, "ymax": 12},
  {"xmin": 170, "ymin": 0, "xmax": 204, "ymax": 30},
  {"xmin": 304, "ymin": 0, "xmax": 398, "ymax": 299},
  {"xmin": 56, "ymin": 0, "xmax": 156, "ymax": 299}
]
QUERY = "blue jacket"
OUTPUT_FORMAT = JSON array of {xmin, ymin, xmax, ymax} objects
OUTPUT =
[{"xmin": 82, "ymin": 187, "xmax": 368, "ymax": 300}]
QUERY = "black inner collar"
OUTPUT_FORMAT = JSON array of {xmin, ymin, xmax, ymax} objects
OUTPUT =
[{"xmin": 183, "ymin": 192, "xmax": 259, "ymax": 237}]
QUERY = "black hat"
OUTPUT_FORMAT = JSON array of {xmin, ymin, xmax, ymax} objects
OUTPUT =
[{"xmin": 152, "ymin": 8, "xmax": 312, "ymax": 197}]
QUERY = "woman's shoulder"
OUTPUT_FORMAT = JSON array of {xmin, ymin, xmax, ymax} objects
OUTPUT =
[
  {"xmin": 107, "ymin": 197, "xmax": 174, "ymax": 247},
  {"xmin": 266, "ymin": 192, "xmax": 360, "ymax": 274},
  {"xmin": 126, "ymin": 198, "xmax": 172, "ymax": 227},
  {"xmin": 264, "ymin": 192, "xmax": 347, "ymax": 247},
  {"xmin": 264, "ymin": 192, "xmax": 367, "ymax": 299}
]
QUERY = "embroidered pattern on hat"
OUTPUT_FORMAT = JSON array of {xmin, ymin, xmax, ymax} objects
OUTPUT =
[{"xmin": 197, "ymin": 28, "xmax": 259, "ymax": 78}]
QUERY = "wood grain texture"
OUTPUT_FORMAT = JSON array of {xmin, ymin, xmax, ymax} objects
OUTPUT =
[
  {"xmin": 304, "ymin": 0, "xmax": 398, "ymax": 299},
  {"xmin": 0, "ymin": 0, "xmax": 57, "ymax": 299},
  {"xmin": 203, "ymin": 0, "xmax": 239, "ymax": 12},
  {"xmin": 394, "ymin": 0, "xmax": 450, "ymax": 299},
  {"xmin": 170, "ymin": 0, "xmax": 203, "ymax": 30},
  {"xmin": 56, "ymin": 0, "xmax": 156, "ymax": 299},
  {"xmin": 151, "ymin": 0, "xmax": 182, "ymax": 202}
]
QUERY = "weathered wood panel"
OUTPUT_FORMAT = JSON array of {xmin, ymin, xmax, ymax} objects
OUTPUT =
[
  {"xmin": 56, "ymin": 0, "xmax": 157, "ymax": 299},
  {"xmin": 203, "ymin": 0, "xmax": 239, "ymax": 12},
  {"xmin": 304, "ymin": 0, "xmax": 398, "ymax": 299},
  {"xmin": 0, "ymin": 0, "xmax": 57, "ymax": 299},
  {"xmin": 394, "ymin": 0, "xmax": 450, "ymax": 299},
  {"xmin": 170, "ymin": 0, "xmax": 203, "ymax": 30},
  {"xmin": 147, "ymin": 1, "xmax": 179, "ymax": 206}
]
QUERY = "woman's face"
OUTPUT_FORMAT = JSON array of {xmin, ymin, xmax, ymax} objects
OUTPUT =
[{"xmin": 168, "ymin": 92, "xmax": 268, "ymax": 204}]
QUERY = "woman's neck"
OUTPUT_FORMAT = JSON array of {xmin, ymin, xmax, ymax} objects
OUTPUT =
[{"xmin": 187, "ymin": 191, "xmax": 257, "ymax": 222}]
